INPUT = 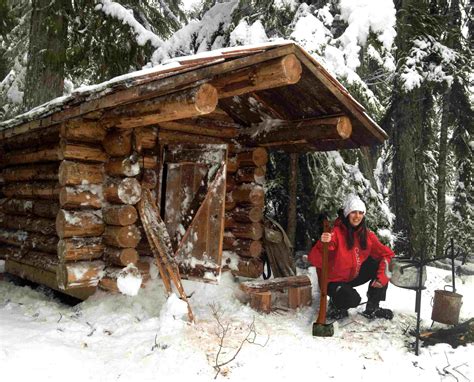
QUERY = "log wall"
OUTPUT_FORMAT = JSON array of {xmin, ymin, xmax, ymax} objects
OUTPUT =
[{"xmin": 223, "ymin": 146, "xmax": 267, "ymax": 278}]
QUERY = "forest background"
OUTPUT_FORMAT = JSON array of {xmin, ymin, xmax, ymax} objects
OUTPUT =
[{"xmin": 0, "ymin": 0, "xmax": 472, "ymax": 262}]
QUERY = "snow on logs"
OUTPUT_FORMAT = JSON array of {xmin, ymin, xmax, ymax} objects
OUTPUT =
[
  {"xmin": 101, "ymin": 83, "xmax": 219, "ymax": 129},
  {"xmin": 224, "ymin": 147, "xmax": 267, "ymax": 278},
  {"xmin": 211, "ymin": 54, "xmax": 302, "ymax": 99}
]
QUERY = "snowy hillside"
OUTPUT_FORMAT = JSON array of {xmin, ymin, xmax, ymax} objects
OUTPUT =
[{"xmin": 0, "ymin": 261, "xmax": 472, "ymax": 381}]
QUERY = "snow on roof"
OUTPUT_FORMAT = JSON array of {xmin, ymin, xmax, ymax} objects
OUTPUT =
[{"xmin": 0, "ymin": 41, "xmax": 294, "ymax": 131}]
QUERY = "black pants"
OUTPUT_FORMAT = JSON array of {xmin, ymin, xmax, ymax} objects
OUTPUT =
[{"xmin": 327, "ymin": 257, "xmax": 388, "ymax": 310}]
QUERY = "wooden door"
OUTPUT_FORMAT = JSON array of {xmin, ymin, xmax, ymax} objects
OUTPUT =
[{"xmin": 162, "ymin": 144, "xmax": 227, "ymax": 283}]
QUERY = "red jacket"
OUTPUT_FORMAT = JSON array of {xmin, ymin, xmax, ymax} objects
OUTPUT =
[{"xmin": 308, "ymin": 219, "xmax": 394, "ymax": 286}]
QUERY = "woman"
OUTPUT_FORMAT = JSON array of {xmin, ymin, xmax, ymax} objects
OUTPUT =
[{"xmin": 308, "ymin": 194, "xmax": 394, "ymax": 320}]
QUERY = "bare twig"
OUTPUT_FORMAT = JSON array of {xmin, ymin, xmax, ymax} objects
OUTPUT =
[{"xmin": 209, "ymin": 303, "xmax": 269, "ymax": 379}]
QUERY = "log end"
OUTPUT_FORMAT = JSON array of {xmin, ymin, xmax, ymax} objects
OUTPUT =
[
  {"xmin": 282, "ymin": 54, "xmax": 303, "ymax": 85},
  {"xmin": 336, "ymin": 116, "xmax": 352, "ymax": 139},
  {"xmin": 195, "ymin": 84, "xmax": 218, "ymax": 115}
]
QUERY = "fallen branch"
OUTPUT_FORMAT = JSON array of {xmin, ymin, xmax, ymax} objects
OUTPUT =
[{"xmin": 210, "ymin": 303, "xmax": 269, "ymax": 379}]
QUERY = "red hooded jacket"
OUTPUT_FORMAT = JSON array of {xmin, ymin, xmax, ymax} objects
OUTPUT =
[{"xmin": 308, "ymin": 219, "xmax": 394, "ymax": 286}]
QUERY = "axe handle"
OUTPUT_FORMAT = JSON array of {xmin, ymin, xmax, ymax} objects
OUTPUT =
[{"xmin": 316, "ymin": 219, "xmax": 331, "ymax": 325}]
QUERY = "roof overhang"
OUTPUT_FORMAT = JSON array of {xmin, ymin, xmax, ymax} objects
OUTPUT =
[{"xmin": 0, "ymin": 42, "xmax": 387, "ymax": 151}]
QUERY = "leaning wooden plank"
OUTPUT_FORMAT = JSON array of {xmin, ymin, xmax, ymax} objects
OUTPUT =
[
  {"xmin": 56, "ymin": 209, "xmax": 104, "ymax": 238},
  {"xmin": 239, "ymin": 275, "xmax": 311, "ymax": 293},
  {"xmin": 101, "ymin": 84, "xmax": 218, "ymax": 129},
  {"xmin": 0, "ymin": 199, "xmax": 59, "ymax": 219},
  {"xmin": 57, "ymin": 260, "xmax": 105, "ymax": 289},
  {"xmin": 138, "ymin": 189, "xmax": 194, "ymax": 322}
]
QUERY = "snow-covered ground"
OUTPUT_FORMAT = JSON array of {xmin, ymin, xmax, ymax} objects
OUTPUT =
[{"xmin": 0, "ymin": 261, "xmax": 472, "ymax": 382}]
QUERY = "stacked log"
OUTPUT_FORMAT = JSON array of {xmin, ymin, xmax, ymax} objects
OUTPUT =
[
  {"xmin": 101, "ymin": 128, "xmax": 142, "ymax": 275},
  {"xmin": 56, "ymin": 120, "xmax": 107, "ymax": 290},
  {"xmin": 0, "ymin": 129, "xmax": 62, "ymax": 266},
  {"xmin": 224, "ymin": 147, "xmax": 267, "ymax": 278}
]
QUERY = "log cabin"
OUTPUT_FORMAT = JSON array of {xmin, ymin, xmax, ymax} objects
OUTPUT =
[{"xmin": 0, "ymin": 42, "xmax": 388, "ymax": 300}]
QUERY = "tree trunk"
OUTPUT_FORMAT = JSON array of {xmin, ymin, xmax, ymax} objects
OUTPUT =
[
  {"xmin": 287, "ymin": 153, "xmax": 298, "ymax": 248},
  {"xmin": 24, "ymin": 0, "xmax": 69, "ymax": 109}
]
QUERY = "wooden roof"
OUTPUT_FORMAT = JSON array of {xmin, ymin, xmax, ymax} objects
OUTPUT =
[{"xmin": 0, "ymin": 42, "xmax": 387, "ymax": 151}]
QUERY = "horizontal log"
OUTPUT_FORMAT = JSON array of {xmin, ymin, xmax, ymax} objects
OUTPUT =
[
  {"xmin": 2, "ymin": 182, "xmax": 61, "ymax": 200},
  {"xmin": 228, "ymin": 185, "xmax": 264, "ymax": 206},
  {"xmin": 157, "ymin": 130, "xmax": 227, "ymax": 145},
  {"xmin": 228, "ymin": 222, "xmax": 263, "ymax": 241},
  {"xmin": 59, "ymin": 140, "xmax": 108, "ymax": 163},
  {"xmin": 236, "ymin": 148, "xmax": 268, "ymax": 167},
  {"xmin": 57, "ymin": 260, "xmax": 105, "ymax": 289},
  {"xmin": 231, "ymin": 258, "xmax": 264, "ymax": 279},
  {"xmin": 57, "ymin": 237, "xmax": 104, "ymax": 261},
  {"xmin": 0, "ymin": 198, "xmax": 59, "ymax": 218},
  {"xmin": 2, "ymin": 163, "xmax": 59, "ymax": 183},
  {"xmin": 222, "ymin": 236, "xmax": 262, "ymax": 258},
  {"xmin": 58, "ymin": 161, "xmax": 104, "ymax": 186},
  {"xmin": 159, "ymin": 118, "xmax": 238, "ymax": 138},
  {"xmin": 240, "ymin": 275, "xmax": 311, "ymax": 293},
  {"xmin": 0, "ymin": 229, "xmax": 58, "ymax": 254},
  {"xmin": 1, "ymin": 125, "xmax": 59, "ymax": 151},
  {"xmin": 102, "ymin": 129, "xmax": 132, "ymax": 157},
  {"xmin": 60, "ymin": 119, "xmax": 107, "ymax": 143},
  {"xmin": 102, "ymin": 84, "xmax": 218, "ymax": 129},
  {"xmin": 234, "ymin": 166, "xmax": 266, "ymax": 184},
  {"xmin": 103, "ymin": 205, "xmax": 138, "ymax": 226},
  {"xmin": 0, "ymin": 212, "xmax": 56, "ymax": 235},
  {"xmin": 104, "ymin": 247, "xmax": 139, "ymax": 266},
  {"xmin": 59, "ymin": 186, "xmax": 102, "ymax": 209},
  {"xmin": 226, "ymin": 157, "xmax": 238, "ymax": 173},
  {"xmin": 133, "ymin": 127, "xmax": 157, "ymax": 152},
  {"xmin": 227, "ymin": 206, "xmax": 264, "ymax": 223},
  {"xmin": 104, "ymin": 178, "xmax": 142, "ymax": 205},
  {"xmin": 105, "ymin": 155, "xmax": 141, "ymax": 177},
  {"xmin": 243, "ymin": 116, "xmax": 353, "ymax": 146},
  {"xmin": 2, "ymin": 146, "xmax": 60, "ymax": 167},
  {"xmin": 211, "ymin": 54, "xmax": 302, "ymax": 99},
  {"xmin": 98, "ymin": 276, "xmax": 120, "ymax": 293},
  {"xmin": 0, "ymin": 246, "xmax": 58, "ymax": 272},
  {"xmin": 56, "ymin": 209, "xmax": 104, "ymax": 238},
  {"xmin": 103, "ymin": 225, "xmax": 141, "ymax": 248}
]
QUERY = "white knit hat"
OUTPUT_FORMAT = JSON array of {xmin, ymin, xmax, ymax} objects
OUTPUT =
[{"xmin": 343, "ymin": 194, "xmax": 366, "ymax": 217}]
